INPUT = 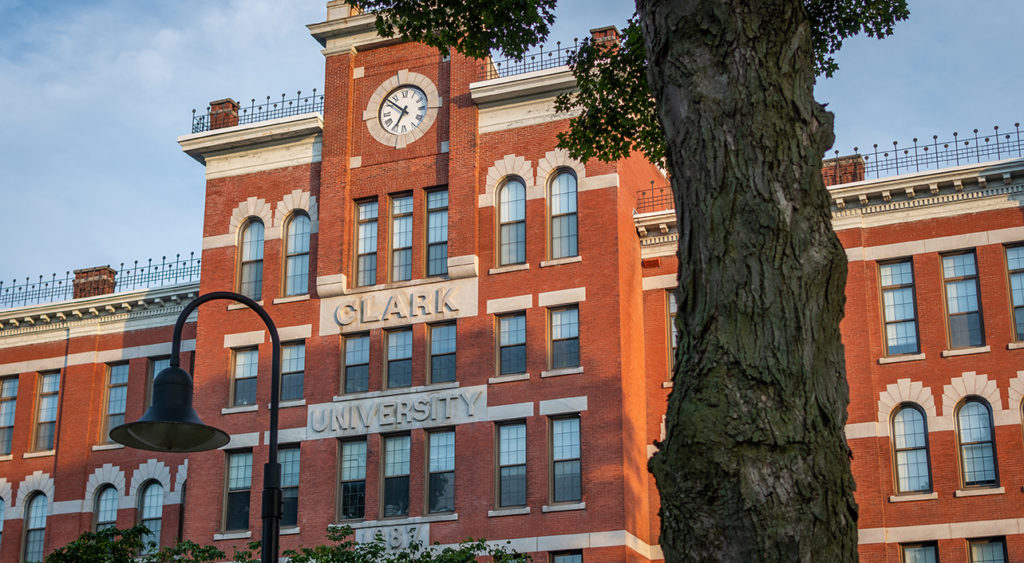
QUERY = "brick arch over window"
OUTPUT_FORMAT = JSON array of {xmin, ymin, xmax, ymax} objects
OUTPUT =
[
  {"xmin": 15, "ymin": 471, "xmax": 54, "ymax": 512},
  {"xmin": 128, "ymin": 460, "xmax": 171, "ymax": 508},
  {"xmin": 876, "ymin": 378, "xmax": 937, "ymax": 436},
  {"xmin": 229, "ymin": 196, "xmax": 277, "ymax": 240},
  {"xmin": 536, "ymin": 148, "xmax": 586, "ymax": 192},
  {"xmin": 942, "ymin": 371, "xmax": 1002, "ymax": 417},
  {"xmin": 84, "ymin": 463, "xmax": 126, "ymax": 509},
  {"xmin": 273, "ymin": 189, "xmax": 318, "ymax": 233},
  {"xmin": 481, "ymin": 154, "xmax": 534, "ymax": 208}
]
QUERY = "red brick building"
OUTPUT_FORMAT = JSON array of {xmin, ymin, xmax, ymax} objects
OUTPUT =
[{"xmin": 1, "ymin": 2, "xmax": 1022, "ymax": 562}]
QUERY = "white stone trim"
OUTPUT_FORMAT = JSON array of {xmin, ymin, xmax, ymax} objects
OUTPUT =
[
  {"xmin": 642, "ymin": 274, "xmax": 676, "ymax": 291},
  {"xmin": 128, "ymin": 459, "xmax": 172, "ymax": 508},
  {"xmin": 845, "ymin": 226, "xmax": 1024, "ymax": 262},
  {"xmin": 954, "ymin": 486, "xmax": 1004, "ymax": 497},
  {"xmin": 489, "ymin": 263, "xmax": 530, "ymax": 275},
  {"xmin": 488, "ymin": 507, "xmax": 530, "ymax": 517},
  {"xmin": 273, "ymin": 189, "xmax": 319, "ymax": 235},
  {"xmin": 942, "ymin": 371, "xmax": 1002, "ymax": 415},
  {"xmin": 0, "ymin": 340, "xmax": 195, "ymax": 375},
  {"xmin": 538, "ymin": 287, "xmax": 586, "ymax": 308},
  {"xmin": 0, "ymin": 478, "xmax": 11, "ymax": 515},
  {"xmin": 486, "ymin": 294, "xmax": 532, "ymax": 314},
  {"xmin": 888, "ymin": 492, "xmax": 938, "ymax": 503},
  {"xmin": 222, "ymin": 404, "xmax": 259, "ymax": 415},
  {"xmin": 278, "ymin": 324, "xmax": 313, "ymax": 341},
  {"xmin": 84, "ymin": 463, "xmax": 126, "ymax": 511},
  {"xmin": 1006, "ymin": 371, "xmax": 1024, "ymax": 412},
  {"xmin": 542, "ymin": 502, "xmax": 585, "ymax": 513},
  {"xmin": 362, "ymin": 69, "xmax": 442, "ymax": 149},
  {"xmin": 15, "ymin": 471, "xmax": 54, "ymax": 513},
  {"xmin": 228, "ymin": 196, "xmax": 277, "ymax": 241},
  {"xmin": 454, "ymin": 530, "xmax": 661, "ymax": 560},
  {"xmin": 941, "ymin": 345, "xmax": 990, "ymax": 357},
  {"xmin": 857, "ymin": 517, "xmax": 1024, "ymax": 544},
  {"xmin": 221, "ymin": 432, "xmax": 260, "ymax": 449},
  {"xmin": 538, "ymin": 396, "xmax": 587, "ymax": 415},
  {"xmin": 536, "ymin": 148, "xmax": 585, "ymax": 193},
  {"xmin": 540, "ymin": 366, "xmax": 583, "ymax": 378},
  {"xmin": 878, "ymin": 353, "xmax": 926, "ymax": 364},
  {"xmin": 876, "ymin": 378, "xmax": 937, "ymax": 436},
  {"xmin": 481, "ymin": 154, "xmax": 535, "ymax": 208},
  {"xmin": 273, "ymin": 294, "xmax": 310, "ymax": 304},
  {"xmin": 224, "ymin": 330, "xmax": 265, "ymax": 349},
  {"xmin": 488, "ymin": 402, "xmax": 534, "ymax": 420},
  {"xmin": 488, "ymin": 373, "xmax": 530, "ymax": 384},
  {"xmin": 540, "ymin": 256, "xmax": 582, "ymax": 268},
  {"xmin": 214, "ymin": 531, "xmax": 252, "ymax": 541}
]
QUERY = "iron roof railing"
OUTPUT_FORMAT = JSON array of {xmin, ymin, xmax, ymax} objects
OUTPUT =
[
  {"xmin": 192, "ymin": 90, "xmax": 324, "ymax": 133},
  {"xmin": 478, "ymin": 40, "xmax": 579, "ymax": 80}
]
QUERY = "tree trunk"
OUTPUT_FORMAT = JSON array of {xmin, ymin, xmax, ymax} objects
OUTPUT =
[{"xmin": 637, "ymin": 1, "xmax": 857, "ymax": 561}]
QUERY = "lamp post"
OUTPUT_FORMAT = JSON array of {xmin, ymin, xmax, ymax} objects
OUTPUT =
[{"xmin": 110, "ymin": 291, "xmax": 283, "ymax": 563}]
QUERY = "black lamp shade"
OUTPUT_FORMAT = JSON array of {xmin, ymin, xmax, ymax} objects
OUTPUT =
[{"xmin": 109, "ymin": 366, "xmax": 229, "ymax": 452}]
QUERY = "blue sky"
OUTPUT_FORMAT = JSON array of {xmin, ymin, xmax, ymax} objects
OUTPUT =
[{"xmin": 0, "ymin": 0, "xmax": 1021, "ymax": 281}]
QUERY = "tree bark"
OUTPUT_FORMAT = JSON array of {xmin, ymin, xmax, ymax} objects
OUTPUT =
[{"xmin": 638, "ymin": 1, "xmax": 857, "ymax": 561}]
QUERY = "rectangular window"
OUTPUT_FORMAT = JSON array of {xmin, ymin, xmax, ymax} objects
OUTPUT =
[
  {"xmin": 880, "ymin": 260, "xmax": 920, "ymax": 355},
  {"xmin": 356, "ymin": 200, "xmax": 378, "ymax": 287},
  {"xmin": 146, "ymin": 357, "xmax": 170, "ymax": 408},
  {"xmin": 344, "ymin": 335, "xmax": 370, "ymax": 394},
  {"xmin": 550, "ymin": 306, "xmax": 580, "ymax": 369},
  {"xmin": 339, "ymin": 440, "xmax": 367, "ymax": 520},
  {"xmin": 386, "ymin": 329, "xmax": 412, "ymax": 388},
  {"xmin": 551, "ymin": 416, "xmax": 581, "ymax": 503},
  {"xmin": 942, "ymin": 252, "xmax": 984, "ymax": 348},
  {"xmin": 280, "ymin": 446, "xmax": 300, "ymax": 527},
  {"xmin": 552, "ymin": 552, "xmax": 583, "ymax": 563},
  {"xmin": 391, "ymin": 194, "xmax": 413, "ymax": 282},
  {"xmin": 225, "ymin": 451, "xmax": 252, "ymax": 531},
  {"xmin": 103, "ymin": 364, "xmax": 129, "ymax": 442},
  {"xmin": 281, "ymin": 343, "xmax": 304, "ymax": 402},
  {"xmin": 427, "ymin": 430, "xmax": 455, "ymax": 513},
  {"xmin": 1005, "ymin": 245, "xmax": 1024, "ymax": 340},
  {"xmin": 0, "ymin": 376, "xmax": 17, "ymax": 455},
  {"xmin": 668, "ymin": 291, "xmax": 678, "ymax": 373},
  {"xmin": 900, "ymin": 542, "xmax": 937, "ymax": 563},
  {"xmin": 497, "ymin": 422, "xmax": 526, "ymax": 507},
  {"xmin": 383, "ymin": 435, "xmax": 411, "ymax": 517},
  {"xmin": 429, "ymin": 324, "xmax": 456, "ymax": 383},
  {"xmin": 427, "ymin": 190, "xmax": 449, "ymax": 276},
  {"xmin": 232, "ymin": 348, "xmax": 258, "ymax": 406},
  {"xmin": 34, "ymin": 372, "xmax": 60, "ymax": 451},
  {"xmin": 499, "ymin": 313, "xmax": 526, "ymax": 375},
  {"xmin": 968, "ymin": 538, "xmax": 1006, "ymax": 563}
]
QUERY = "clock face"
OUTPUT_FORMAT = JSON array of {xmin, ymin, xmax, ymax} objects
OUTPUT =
[{"xmin": 378, "ymin": 86, "xmax": 428, "ymax": 136}]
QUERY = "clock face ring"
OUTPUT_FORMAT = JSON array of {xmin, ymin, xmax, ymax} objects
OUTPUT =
[{"xmin": 378, "ymin": 85, "xmax": 428, "ymax": 136}]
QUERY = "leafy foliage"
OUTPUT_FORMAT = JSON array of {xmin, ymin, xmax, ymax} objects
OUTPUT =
[
  {"xmin": 354, "ymin": 0, "xmax": 556, "ymax": 60},
  {"xmin": 47, "ymin": 525, "xmax": 529, "ymax": 563},
  {"xmin": 807, "ymin": 0, "xmax": 911, "ymax": 77}
]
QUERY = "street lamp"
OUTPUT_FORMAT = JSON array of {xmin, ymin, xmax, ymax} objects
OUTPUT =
[{"xmin": 110, "ymin": 291, "xmax": 284, "ymax": 563}]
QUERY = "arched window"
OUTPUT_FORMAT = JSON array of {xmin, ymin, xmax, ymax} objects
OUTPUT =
[
  {"xmin": 94, "ymin": 485, "xmax": 118, "ymax": 531},
  {"xmin": 23, "ymin": 493, "xmax": 47, "ymax": 563},
  {"xmin": 890, "ymin": 405, "xmax": 931, "ymax": 493},
  {"xmin": 238, "ymin": 219, "xmax": 265, "ymax": 300},
  {"xmin": 498, "ymin": 178, "xmax": 526, "ymax": 266},
  {"xmin": 283, "ymin": 213, "xmax": 310, "ymax": 296},
  {"xmin": 139, "ymin": 481, "xmax": 163, "ymax": 553},
  {"xmin": 549, "ymin": 170, "xmax": 578, "ymax": 259},
  {"xmin": 956, "ymin": 398, "xmax": 997, "ymax": 487}
]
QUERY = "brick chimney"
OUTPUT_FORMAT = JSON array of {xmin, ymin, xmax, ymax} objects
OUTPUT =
[
  {"xmin": 73, "ymin": 266, "xmax": 117, "ymax": 299},
  {"xmin": 821, "ymin": 154, "xmax": 866, "ymax": 187},
  {"xmin": 209, "ymin": 98, "xmax": 240, "ymax": 130},
  {"xmin": 590, "ymin": 26, "xmax": 620, "ymax": 52}
]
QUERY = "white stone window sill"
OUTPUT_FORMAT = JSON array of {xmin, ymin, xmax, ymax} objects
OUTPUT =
[
  {"xmin": 488, "ymin": 507, "xmax": 530, "ymax": 517},
  {"xmin": 276, "ymin": 399, "xmax": 306, "ymax": 409},
  {"xmin": 662, "ymin": 381, "xmax": 674, "ymax": 388},
  {"xmin": 0, "ymin": 454, "xmax": 12, "ymax": 462},
  {"xmin": 92, "ymin": 443, "xmax": 124, "ymax": 451},
  {"xmin": 489, "ymin": 373, "xmax": 530, "ymax": 384},
  {"xmin": 954, "ymin": 487, "xmax": 1004, "ymax": 497},
  {"xmin": 227, "ymin": 301, "xmax": 263, "ymax": 311},
  {"xmin": 222, "ymin": 404, "xmax": 259, "ymax": 415},
  {"xmin": 878, "ymin": 353, "xmax": 926, "ymax": 364},
  {"xmin": 333, "ymin": 513, "xmax": 458, "ymax": 530},
  {"xmin": 23, "ymin": 450, "xmax": 55, "ymax": 459},
  {"xmin": 273, "ymin": 295, "xmax": 310, "ymax": 305},
  {"xmin": 540, "ymin": 366, "xmax": 583, "ymax": 378},
  {"xmin": 1008, "ymin": 342, "xmax": 1024, "ymax": 350},
  {"xmin": 888, "ymin": 492, "xmax": 938, "ymax": 503},
  {"xmin": 489, "ymin": 263, "xmax": 530, "ymax": 275},
  {"xmin": 542, "ymin": 502, "xmax": 585, "ymax": 513},
  {"xmin": 280, "ymin": 527, "xmax": 301, "ymax": 536},
  {"xmin": 941, "ymin": 346, "xmax": 990, "ymax": 357},
  {"xmin": 214, "ymin": 531, "xmax": 252, "ymax": 541},
  {"xmin": 333, "ymin": 381, "xmax": 459, "ymax": 402},
  {"xmin": 540, "ymin": 256, "xmax": 582, "ymax": 268}
]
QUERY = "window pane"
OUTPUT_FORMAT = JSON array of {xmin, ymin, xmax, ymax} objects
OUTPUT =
[
  {"xmin": 286, "ymin": 215, "xmax": 311, "ymax": 254},
  {"xmin": 429, "ymin": 431, "xmax": 455, "ymax": 472},
  {"xmin": 431, "ymin": 325, "xmax": 456, "ymax": 383},
  {"xmin": 553, "ymin": 460, "xmax": 581, "ymax": 502},
  {"xmin": 943, "ymin": 253, "xmax": 977, "ymax": 277},
  {"xmin": 946, "ymin": 279, "xmax": 979, "ymax": 314},
  {"xmin": 241, "ymin": 222, "xmax": 265, "ymax": 261},
  {"xmin": 233, "ymin": 349, "xmax": 258, "ymax": 406},
  {"xmin": 140, "ymin": 482, "xmax": 163, "ymax": 551},
  {"xmin": 280, "ymin": 447, "xmax": 301, "ymax": 488},
  {"xmin": 384, "ymin": 436, "xmax": 411, "ymax": 477},
  {"xmin": 553, "ymin": 554, "xmax": 583, "ymax": 563},
  {"xmin": 500, "ymin": 315, "xmax": 526, "ymax": 345},
  {"xmin": 431, "ymin": 354, "xmax": 456, "ymax": 383},
  {"xmin": 970, "ymin": 540, "xmax": 1006, "ymax": 563},
  {"xmin": 429, "ymin": 472, "xmax": 455, "ymax": 513},
  {"xmin": 500, "ymin": 179, "xmax": 526, "ymax": 221},
  {"xmin": 285, "ymin": 254, "xmax": 309, "ymax": 296},
  {"xmin": 96, "ymin": 487, "xmax": 118, "ymax": 528},
  {"xmin": 383, "ymin": 477, "xmax": 409, "ymax": 517},
  {"xmin": 895, "ymin": 449, "xmax": 930, "ymax": 492},
  {"xmin": 341, "ymin": 441, "xmax": 367, "ymax": 481},
  {"xmin": 383, "ymin": 436, "xmax": 410, "ymax": 515},
  {"xmin": 340, "ymin": 481, "xmax": 365, "ymax": 520},
  {"xmin": 500, "ymin": 345, "xmax": 526, "ymax": 375},
  {"xmin": 228, "ymin": 452, "xmax": 253, "ymax": 489},
  {"xmin": 345, "ymin": 335, "xmax": 370, "ymax": 393},
  {"xmin": 958, "ymin": 401, "xmax": 996, "ymax": 485},
  {"xmin": 281, "ymin": 343, "xmax": 304, "ymax": 401},
  {"xmin": 500, "ymin": 222, "xmax": 526, "ymax": 265},
  {"xmin": 226, "ymin": 491, "xmax": 250, "ymax": 531},
  {"xmin": 340, "ymin": 441, "xmax": 366, "ymax": 520},
  {"xmin": 551, "ymin": 213, "xmax": 578, "ymax": 259},
  {"xmin": 553, "ymin": 418, "xmax": 580, "ymax": 460},
  {"xmin": 499, "ymin": 466, "xmax": 526, "ymax": 507},
  {"xmin": 901, "ymin": 545, "xmax": 937, "ymax": 563},
  {"xmin": 388, "ymin": 331, "xmax": 413, "ymax": 388},
  {"xmin": 885, "ymin": 322, "xmax": 919, "ymax": 355},
  {"xmin": 949, "ymin": 312, "xmax": 983, "ymax": 348}
]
